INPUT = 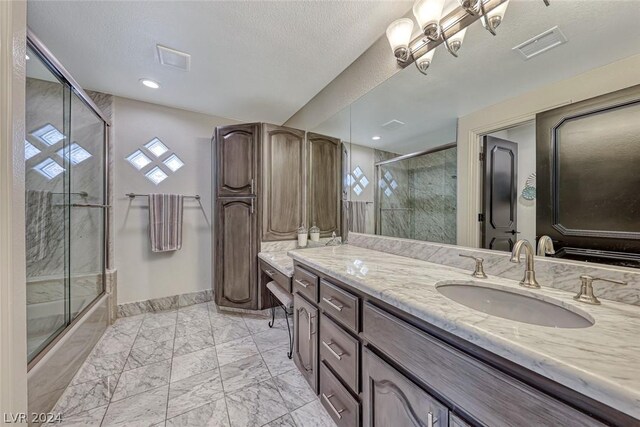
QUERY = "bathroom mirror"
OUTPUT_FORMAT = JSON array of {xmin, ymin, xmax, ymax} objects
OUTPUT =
[{"xmin": 330, "ymin": 0, "xmax": 640, "ymax": 267}]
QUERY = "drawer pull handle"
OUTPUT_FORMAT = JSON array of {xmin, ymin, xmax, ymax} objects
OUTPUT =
[
  {"xmin": 322, "ymin": 393, "xmax": 345, "ymax": 420},
  {"xmin": 322, "ymin": 297, "xmax": 344, "ymax": 312},
  {"xmin": 322, "ymin": 340, "xmax": 345, "ymax": 360},
  {"xmin": 295, "ymin": 279, "xmax": 310, "ymax": 289},
  {"xmin": 265, "ymin": 269, "xmax": 275, "ymax": 276},
  {"xmin": 307, "ymin": 311, "xmax": 312, "ymax": 341}
]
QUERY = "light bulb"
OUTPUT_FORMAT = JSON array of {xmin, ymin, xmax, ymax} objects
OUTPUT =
[
  {"xmin": 413, "ymin": 0, "xmax": 446, "ymax": 39},
  {"xmin": 386, "ymin": 18, "xmax": 415, "ymax": 61}
]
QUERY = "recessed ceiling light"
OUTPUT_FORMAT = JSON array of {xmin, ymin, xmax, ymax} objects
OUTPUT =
[
  {"xmin": 26, "ymin": 54, "xmax": 30, "ymax": 60},
  {"xmin": 372, "ymin": 136, "xmax": 381, "ymax": 140},
  {"xmin": 140, "ymin": 78, "xmax": 160, "ymax": 89}
]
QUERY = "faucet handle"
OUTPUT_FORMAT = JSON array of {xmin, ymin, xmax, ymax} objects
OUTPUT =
[
  {"xmin": 459, "ymin": 254, "xmax": 488, "ymax": 279},
  {"xmin": 574, "ymin": 275, "xmax": 627, "ymax": 305}
]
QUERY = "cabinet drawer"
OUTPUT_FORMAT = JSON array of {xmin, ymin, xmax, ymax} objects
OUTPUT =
[
  {"xmin": 261, "ymin": 261, "xmax": 291, "ymax": 293},
  {"xmin": 293, "ymin": 266, "xmax": 318, "ymax": 302},
  {"xmin": 320, "ymin": 362, "xmax": 360, "ymax": 427},
  {"xmin": 363, "ymin": 347, "xmax": 448, "ymax": 427},
  {"xmin": 319, "ymin": 314, "xmax": 359, "ymax": 393},
  {"xmin": 319, "ymin": 279, "xmax": 359, "ymax": 333},
  {"xmin": 363, "ymin": 303, "xmax": 606, "ymax": 427}
]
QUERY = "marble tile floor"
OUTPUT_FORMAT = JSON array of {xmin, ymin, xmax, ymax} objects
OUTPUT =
[{"xmin": 48, "ymin": 302, "xmax": 337, "ymax": 427}]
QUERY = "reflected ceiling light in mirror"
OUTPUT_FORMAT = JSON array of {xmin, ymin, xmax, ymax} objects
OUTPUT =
[
  {"xmin": 140, "ymin": 78, "xmax": 160, "ymax": 89},
  {"xmin": 416, "ymin": 49, "xmax": 435, "ymax": 75},
  {"xmin": 413, "ymin": 0, "xmax": 446, "ymax": 41},
  {"xmin": 372, "ymin": 136, "xmax": 381, "ymax": 140},
  {"xmin": 386, "ymin": 18, "xmax": 414, "ymax": 62}
]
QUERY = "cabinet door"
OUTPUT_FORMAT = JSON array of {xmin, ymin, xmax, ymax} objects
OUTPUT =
[
  {"xmin": 293, "ymin": 293, "xmax": 319, "ymax": 393},
  {"xmin": 307, "ymin": 132, "xmax": 341, "ymax": 237},
  {"xmin": 215, "ymin": 197, "xmax": 258, "ymax": 309},
  {"xmin": 216, "ymin": 123, "xmax": 259, "ymax": 197},
  {"xmin": 362, "ymin": 347, "xmax": 448, "ymax": 427},
  {"xmin": 262, "ymin": 124, "xmax": 306, "ymax": 240}
]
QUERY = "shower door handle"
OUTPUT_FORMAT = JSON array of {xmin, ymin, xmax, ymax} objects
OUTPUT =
[{"xmin": 71, "ymin": 203, "xmax": 111, "ymax": 208}]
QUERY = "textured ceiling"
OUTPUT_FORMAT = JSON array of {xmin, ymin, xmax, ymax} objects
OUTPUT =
[
  {"xmin": 313, "ymin": 0, "xmax": 640, "ymax": 153},
  {"xmin": 27, "ymin": 0, "xmax": 412, "ymax": 124}
]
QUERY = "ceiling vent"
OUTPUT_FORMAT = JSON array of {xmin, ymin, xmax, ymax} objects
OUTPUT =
[
  {"xmin": 512, "ymin": 26, "xmax": 568, "ymax": 60},
  {"xmin": 157, "ymin": 45, "xmax": 191, "ymax": 71},
  {"xmin": 381, "ymin": 119, "xmax": 406, "ymax": 131}
]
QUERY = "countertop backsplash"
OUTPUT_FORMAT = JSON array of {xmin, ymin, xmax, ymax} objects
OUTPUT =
[{"xmin": 348, "ymin": 233, "xmax": 640, "ymax": 306}]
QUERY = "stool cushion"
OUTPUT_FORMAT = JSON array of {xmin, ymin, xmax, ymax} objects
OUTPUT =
[{"xmin": 266, "ymin": 281, "xmax": 293, "ymax": 308}]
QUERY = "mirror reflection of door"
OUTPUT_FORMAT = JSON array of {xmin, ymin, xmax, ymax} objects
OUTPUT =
[{"xmin": 482, "ymin": 136, "xmax": 518, "ymax": 252}]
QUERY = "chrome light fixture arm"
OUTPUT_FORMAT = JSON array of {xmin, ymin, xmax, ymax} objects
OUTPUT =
[
  {"xmin": 479, "ymin": 0, "xmax": 497, "ymax": 36},
  {"xmin": 441, "ymin": 31, "xmax": 460, "ymax": 58}
]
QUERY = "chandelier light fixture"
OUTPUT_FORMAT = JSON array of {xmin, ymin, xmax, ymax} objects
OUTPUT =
[{"xmin": 386, "ymin": 0, "xmax": 550, "ymax": 75}]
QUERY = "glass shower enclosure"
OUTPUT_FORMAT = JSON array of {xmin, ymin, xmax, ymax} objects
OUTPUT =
[
  {"xmin": 25, "ymin": 32, "xmax": 109, "ymax": 363},
  {"xmin": 376, "ymin": 144, "xmax": 457, "ymax": 244}
]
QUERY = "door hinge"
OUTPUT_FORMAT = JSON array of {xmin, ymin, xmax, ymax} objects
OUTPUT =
[
  {"xmin": 479, "ymin": 152, "xmax": 485, "ymax": 162},
  {"xmin": 478, "ymin": 213, "xmax": 485, "ymax": 222}
]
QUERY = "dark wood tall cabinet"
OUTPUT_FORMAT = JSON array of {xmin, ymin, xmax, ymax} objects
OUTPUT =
[
  {"xmin": 214, "ymin": 124, "xmax": 260, "ymax": 309},
  {"xmin": 307, "ymin": 132, "xmax": 341, "ymax": 237},
  {"xmin": 213, "ymin": 123, "xmax": 341, "ymax": 310}
]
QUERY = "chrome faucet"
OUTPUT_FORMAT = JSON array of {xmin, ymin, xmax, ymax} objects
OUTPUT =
[
  {"xmin": 537, "ymin": 235, "xmax": 556, "ymax": 257},
  {"xmin": 510, "ymin": 239, "xmax": 540, "ymax": 289},
  {"xmin": 573, "ymin": 275, "xmax": 627, "ymax": 305}
]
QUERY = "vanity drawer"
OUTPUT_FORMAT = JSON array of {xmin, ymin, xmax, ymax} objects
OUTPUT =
[
  {"xmin": 362, "ymin": 302, "xmax": 607, "ymax": 427},
  {"xmin": 261, "ymin": 261, "xmax": 290, "ymax": 292},
  {"xmin": 320, "ymin": 362, "xmax": 360, "ymax": 427},
  {"xmin": 319, "ymin": 313, "xmax": 359, "ymax": 393},
  {"xmin": 319, "ymin": 279, "xmax": 359, "ymax": 333},
  {"xmin": 293, "ymin": 266, "xmax": 318, "ymax": 302}
]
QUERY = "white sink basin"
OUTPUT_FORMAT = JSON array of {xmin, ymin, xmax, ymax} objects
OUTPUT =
[{"xmin": 435, "ymin": 281, "xmax": 594, "ymax": 329}]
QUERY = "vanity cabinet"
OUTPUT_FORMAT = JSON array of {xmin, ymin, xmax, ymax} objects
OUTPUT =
[
  {"xmin": 362, "ymin": 347, "xmax": 448, "ymax": 427},
  {"xmin": 215, "ymin": 123, "xmax": 259, "ymax": 197},
  {"xmin": 214, "ymin": 197, "xmax": 258, "ymax": 309},
  {"xmin": 292, "ymin": 261, "xmax": 619, "ymax": 427},
  {"xmin": 307, "ymin": 132, "xmax": 341, "ymax": 237},
  {"xmin": 261, "ymin": 124, "xmax": 306, "ymax": 241},
  {"xmin": 293, "ymin": 293, "xmax": 319, "ymax": 393}
]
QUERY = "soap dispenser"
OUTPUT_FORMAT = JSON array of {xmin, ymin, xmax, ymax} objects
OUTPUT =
[
  {"xmin": 297, "ymin": 225, "xmax": 308, "ymax": 248},
  {"xmin": 309, "ymin": 224, "xmax": 320, "ymax": 242}
]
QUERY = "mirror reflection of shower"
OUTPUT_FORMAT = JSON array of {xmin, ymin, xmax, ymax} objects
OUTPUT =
[
  {"xmin": 375, "ymin": 144, "xmax": 457, "ymax": 244},
  {"xmin": 25, "ymin": 39, "xmax": 107, "ymax": 363}
]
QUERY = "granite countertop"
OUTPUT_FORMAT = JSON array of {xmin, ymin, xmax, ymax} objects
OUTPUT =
[
  {"xmin": 287, "ymin": 245, "xmax": 640, "ymax": 420},
  {"xmin": 258, "ymin": 251, "xmax": 294, "ymax": 277}
]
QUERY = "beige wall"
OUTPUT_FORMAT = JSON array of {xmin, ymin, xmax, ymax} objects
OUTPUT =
[
  {"xmin": 457, "ymin": 53, "xmax": 640, "ymax": 248},
  {"xmin": 112, "ymin": 97, "xmax": 237, "ymax": 305},
  {"xmin": 284, "ymin": 26, "xmax": 404, "ymax": 130},
  {"xmin": 0, "ymin": 0, "xmax": 28, "ymax": 419}
]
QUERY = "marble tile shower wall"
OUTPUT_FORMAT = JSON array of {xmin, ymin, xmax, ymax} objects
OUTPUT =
[
  {"xmin": 408, "ymin": 147, "xmax": 456, "ymax": 244},
  {"xmin": 376, "ymin": 147, "xmax": 456, "ymax": 244},
  {"xmin": 348, "ymin": 233, "xmax": 640, "ymax": 306}
]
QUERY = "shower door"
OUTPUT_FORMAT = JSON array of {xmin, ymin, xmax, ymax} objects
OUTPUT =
[{"xmin": 25, "ymin": 40, "xmax": 107, "ymax": 363}]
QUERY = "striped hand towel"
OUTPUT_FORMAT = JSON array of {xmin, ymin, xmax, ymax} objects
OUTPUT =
[{"xmin": 148, "ymin": 193, "xmax": 184, "ymax": 252}]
